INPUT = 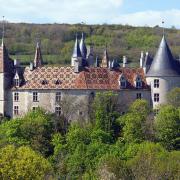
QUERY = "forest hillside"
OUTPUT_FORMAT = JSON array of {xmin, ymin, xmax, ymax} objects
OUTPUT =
[{"xmin": 2, "ymin": 23, "xmax": 180, "ymax": 66}]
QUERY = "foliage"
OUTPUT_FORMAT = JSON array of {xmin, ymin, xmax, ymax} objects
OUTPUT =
[
  {"xmin": 4, "ymin": 23, "xmax": 180, "ymax": 67},
  {"xmin": 0, "ymin": 92, "xmax": 179, "ymax": 178},
  {"xmin": 167, "ymin": 87, "xmax": 180, "ymax": 107},
  {"xmin": 0, "ymin": 108, "xmax": 54, "ymax": 156},
  {"xmin": 118, "ymin": 100, "xmax": 150, "ymax": 143},
  {"xmin": 92, "ymin": 91, "xmax": 119, "ymax": 135},
  {"xmin": 0, "ymin": 145, "xmax": 53, "ymax": 180},
  {"xmin": 154, "ymin": 105, "xmax": 180, "ymax": 150},
  {"xmin": 127, "ymin": 142, "xmax": 180, "ymax": 180}
]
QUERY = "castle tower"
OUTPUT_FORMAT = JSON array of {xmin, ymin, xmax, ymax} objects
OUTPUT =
[
  {"xmin": 101, "ymin": 47, "xmax": 109, "ymax": 68},
  {"xmin": 146, "ymin": 35, "xmax": 180, "ymax": 108},
  {"xmin": 0, "ymin": 41, "xmax": 14, "ymax": 116},
  {"xmin": 79, "ymin": 33, "xmax": 87, "ymax": 66},
  {"xmin": 71, "ymin": 34, "xmax": 82, "ymax": 68},
  {"xmin": 34, "ymin": 41, "xmax": 43, "ymax": 68}
]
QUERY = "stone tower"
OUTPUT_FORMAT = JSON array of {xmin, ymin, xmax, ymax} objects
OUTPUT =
[
  {"xmin": 0, "ymin": 41, "xmax": 14, "ymax": 116},
  {"xmin": 146, "ymin": 35, "xmax": 180, "ymax": 108}
]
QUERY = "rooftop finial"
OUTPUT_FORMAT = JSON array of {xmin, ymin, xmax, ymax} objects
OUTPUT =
[
  {"xmin": 162, "ymin": 20, "xmax": 165, "ymax": 36},
  {"xmin": 2, "ymin": 16, "xmax": 5, "ymax": 46}
]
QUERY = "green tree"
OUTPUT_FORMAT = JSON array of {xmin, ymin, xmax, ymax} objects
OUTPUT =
[
  {"xmin": 92, "ymin": 91, "xmax": 119, "ymax": 135},
  {"xmin": 128, "ymin": 142, "xmax": 180, "ymax": 180},
  {"xmin": 97, "ymin": 155, "xmax": 131, "ymax": 180},
  {"xmin": 154, "ymin": 105, "xmax": 180, "ymax": 150},
  {"xmin": 0, "ymin": 109, "xmax": 54, "ymax": 156},
  {"xmin": 0, "ymin": 145, "xmax": 53, "ymax": 180},
  {"xmin": 167, "ymin": 87, "xmax": 180, "ymax": 107},
  {"xmin": 119, "ymin": 100, "xmax": 150, "ymax": 143}
]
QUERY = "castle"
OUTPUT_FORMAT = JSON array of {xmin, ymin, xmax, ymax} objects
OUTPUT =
[{"xmin": 0, "ymin": 32, "xmax": 180, "ymax": 119}]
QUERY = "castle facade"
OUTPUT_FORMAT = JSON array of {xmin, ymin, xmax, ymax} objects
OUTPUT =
[{"xmin": 0, "ymin": 33, "xmax": 180, "ymax": 119}]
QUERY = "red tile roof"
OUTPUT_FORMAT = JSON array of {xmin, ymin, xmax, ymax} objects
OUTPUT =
[{"xmin": 14, "ymin": 66, "xmax": 149, "ymax": 90}]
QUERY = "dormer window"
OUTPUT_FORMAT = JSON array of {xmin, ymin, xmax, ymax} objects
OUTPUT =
[
  {"xmin": 14, "ymin": 78, "xmax": 19, "ymax": 87},
  {"xmin": 54, "ymin": 80, "xmax": 61, "ymax": 85},
  {"xmin": 41, "ymin": 79, "xmax": 48, "ymax": 85},
  {"xmin": 135, "ymin": 76, "xmax": 142, "ymax": 89},
  {"xmin": 119, "ymin": 75, "xmax": 127, "ymax": 89},
  {"xmin": 14, "ymin": 71, "xmax": 20, "ymax": 87}
]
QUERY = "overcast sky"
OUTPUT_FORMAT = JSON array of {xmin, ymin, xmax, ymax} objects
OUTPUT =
[{"xmin": 0, "ymin": 0, "xmax": 180, "ymax": 28}]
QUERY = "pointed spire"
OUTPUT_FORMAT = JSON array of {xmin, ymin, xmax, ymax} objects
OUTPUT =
[
  {"xmin": 34, "ymin": 41, "xmax": 43, "ymax": 68},
  {"xmin": 147, "ymin": 36, "xmax": 180, "ymax": 76},
  {"xmin": 111, "ymin": 59, "xmax": 120, "ymax": 69},
  {"xmin": 72, "ymin": 34, "xmax": 82, "ymax": 58},
  {"xmin": 80, "ymin": 32, "xmax": 87, "ymax": 60},
  {"xmin": 1, "ymin": 16, "xmax": 5, "ymax": 46},
  {"xmin": 101, "ymin": 45, "xmax": 109, "ymax": 68}
]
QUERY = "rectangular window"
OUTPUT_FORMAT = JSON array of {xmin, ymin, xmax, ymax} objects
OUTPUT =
[
  {"xmin": 154, "ymin": 79, "xmax": 159, "ymax": 88},
  {"xmin": 55, "ymin": 106, "xmax": 61, "ymax": 116},
  {"xmin": 14, "ymin": 106, "xmax": 19, "ymax": 115},
  {"xmin": 154, "ymin": 109, "xmax": 159, "ymax": 115},
  {"xmin": 154, "ymin": 93, "xmax": 159, "ymax": 102},
  {"xmin": 32, "ymin": 107, "xmax": 38, "ymax": 111},
  {"xmin": 136, "ymin": 81, "xmax": 142, "ymax": 89},
  {"xmin": 33, "ymin": 92, "xmax": 38, "ymax": 102},
  {"xmin": 120, "ymin": 81, "xmax": 126, "ymax": 88},
  {"xmin": 136, "ymin": 93, "xmax": 142, "ymax": 99},
  {"xmin": 14, "ymin": 92, "xmax": 19, "ymax": 102},
  {"xmin": 55, "ymin": 92, "xmax": 61, "ymax": 102}
]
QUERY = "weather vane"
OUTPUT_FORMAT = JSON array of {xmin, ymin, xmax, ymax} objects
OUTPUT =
[
  {"xmin": 162, "ymin": 20, "xmax": 165, "ymax": 36},
  {"xmin": 2, "ymin": 16, "xmax": 5, "ymax": 44}
]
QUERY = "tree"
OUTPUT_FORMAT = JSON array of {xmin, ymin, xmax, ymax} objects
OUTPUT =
[
  {"xmin": 128, "ymin": 142, "xmax": 180, "ymax": 180},
  {"xmin": 167, "ymin": 87, "xmax": 180, "ymax": 107},
  {"xmin": 118, "ymin": 100, "xmax": 150, "ymax": 143},
  {"xmin": 0, "ymin": 145, "xmax": 53, "ymax": 180},
  {"xmin": 97, "ymin": 155, "xmax": 131, "ymax": 180},
  {"xmin": 0, "ymin": 108, "xmax": 54, "ymax": 156},
  {"xmin": 154, "ymin": 105, "xmax": 180, "ymax": 150},
  {"xmin": 92, "ymin": 91, "xmax": 119, "ymax": 135}
]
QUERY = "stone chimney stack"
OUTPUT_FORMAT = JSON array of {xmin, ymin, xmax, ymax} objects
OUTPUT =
[
  {"xmin": 123, "ymin": 56, "xmax": 127, "ymax": 67},
  {"xmin": 140, "ymin": 51, "xmax": 144, "ymax": 68}
]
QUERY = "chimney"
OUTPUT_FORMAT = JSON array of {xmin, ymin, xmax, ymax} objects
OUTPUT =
[
  {"xmin": 123, "ymin": 56, "xmax": 127, "ymax": 67},
  {"xmin": 30, "ymin": 62, "xmax": 34, "ymax": 71},
  {"xmin": 140, "ymin": 51, "xmax": 144, "ymax": 68}
]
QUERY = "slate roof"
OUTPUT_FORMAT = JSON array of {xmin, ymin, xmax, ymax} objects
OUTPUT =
[
  {"xmin": 147, "ymin": 36, "xmax": 180, "ymax": 77},
  {"xmin": 72, "ymin": 35, "xmax": 82, "ymax": 58},
  {"xmin": 0, "ymin": 42, "xmax": 14, "ymax": 74},
  {"xmin": 14, "ymin": 67, "xmax": 149, "ymax": 90}
]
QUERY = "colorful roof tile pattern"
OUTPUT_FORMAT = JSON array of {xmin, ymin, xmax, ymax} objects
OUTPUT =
[{"xmin": 14, "ymin": 66, "xmax": 149, "ymax": 90}]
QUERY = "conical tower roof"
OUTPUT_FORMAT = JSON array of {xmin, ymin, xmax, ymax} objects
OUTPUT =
[
  {"xmin": 80, "ymin": 33, "xmax": 87, "ymax": 59},
  {"xmin": 72, "ymin": 34, "xmax": 82, "ymax": 58},
  {"xmin": 0, "ymin": 41, "xmax": 14, "ymax": 73},
  {"xmin": 147, "ymin": 36, "xmax": 180, "ymax": 77}
]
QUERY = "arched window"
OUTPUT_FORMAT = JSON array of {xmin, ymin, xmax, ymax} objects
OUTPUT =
[
  {"xmin": 119, "ymin": 74, "xmax": 127, "ymax": 88},
  {"xmin": 135, "ymin": 75, "xmax": 142, "ymax": 89}
]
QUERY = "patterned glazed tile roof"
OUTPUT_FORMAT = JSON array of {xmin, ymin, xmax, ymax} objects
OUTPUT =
[{"xmin": 14, "ymin": 66, "xmax": 149, "ymax": 90}]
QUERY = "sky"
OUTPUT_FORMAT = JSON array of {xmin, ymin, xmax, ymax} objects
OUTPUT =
[{"xmin": 0, "ymin": 0, "xmax": 180, "ymax": 28}]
